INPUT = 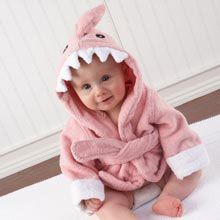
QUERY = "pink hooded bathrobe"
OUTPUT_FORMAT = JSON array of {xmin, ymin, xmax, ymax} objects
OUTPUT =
[{"xmin": 55, "ymin": 4, "xmax": 209, "ymax": 214}]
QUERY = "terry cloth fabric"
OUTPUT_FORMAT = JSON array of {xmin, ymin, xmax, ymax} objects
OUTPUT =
[
  {"xmin": 0, "ymin": 115, "xmax": 219, "ymax": 220},
  {"xmin": 55, "ymin": 4, "xmax": 210, "ymax": 214}
]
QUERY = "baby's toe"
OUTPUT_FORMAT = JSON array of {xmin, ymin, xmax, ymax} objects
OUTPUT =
[{"xmin": 176, "ymin": 205, "xmax": 183, "ymax": 217}]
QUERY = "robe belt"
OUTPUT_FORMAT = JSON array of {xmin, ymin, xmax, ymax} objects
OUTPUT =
[{"xmin": 71, "ymin": 129, "xmax": 159, "ymax": 165}]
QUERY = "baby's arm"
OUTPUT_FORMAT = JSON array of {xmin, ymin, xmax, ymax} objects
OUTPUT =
[
  {"xmin": 149, "ymin": 88, "xmax": 208, "ymax": 217},
  {"xmin": 59, "ymin": 125, "xmax": 105, "ymax": 213},
  {"xmin": 83, "ymin": 198, "xmax": 104, "ymax": 212},
  {"xmin": 150, "ymin": 88, "xmax": 209, "ymax": 180}
]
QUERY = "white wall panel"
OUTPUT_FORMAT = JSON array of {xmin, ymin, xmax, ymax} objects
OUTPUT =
[
  {"xmin": 106, "ymin": 0, "xmax": 220, "ymax": 88},
  {"xmin": 0, "ymin": 0, "xmax": 119, "ymax": 156},
  {"xmin": 198, "ymin": 0, "xmax": 220, "ymax": 62}
]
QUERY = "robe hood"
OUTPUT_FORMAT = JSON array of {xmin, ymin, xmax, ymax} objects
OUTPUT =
[
  {"xmin": 55, "ymin": 4, "xmax": 146, "ymax": 137},
  {"xmin": 56, "ymin": 6, "xmax": 210, "ymax": 214}
]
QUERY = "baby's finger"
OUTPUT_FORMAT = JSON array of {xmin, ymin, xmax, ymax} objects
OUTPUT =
[
  {"xmin": 89, "ymin": 204, "xmax": 102, "ymax": 213},
  {"xmin": 87, "ymin": 201, "xmax": 101, "ymax": 209},
  {"xmin": 86, "ymin": 204, "xmax": 99, "ymax": 213},
  {"xmin": 91, "ymin": 198, "xmax": 102, "ymax": 204},
  {"xmin": 88, "ymin": 206, "xmax": 99, "ymax": 212},
  {"xmin": 87, "ymin": 199, "xmax": 102, "ymax": 206}
]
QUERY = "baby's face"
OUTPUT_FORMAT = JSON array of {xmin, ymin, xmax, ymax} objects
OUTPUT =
[{"xmin": 70, "ymin": 55, "xmax": 126, "ymax": 113}]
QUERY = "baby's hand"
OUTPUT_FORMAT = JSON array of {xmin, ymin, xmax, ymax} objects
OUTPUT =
[{"xmin": 84, "ymin": 198, "xmax": 103, "ymax": 212}]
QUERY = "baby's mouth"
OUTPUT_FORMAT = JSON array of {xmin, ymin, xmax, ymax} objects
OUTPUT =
[{"xmin": 102, "ymin": 96, "xmax": 113, "ymax": 102}]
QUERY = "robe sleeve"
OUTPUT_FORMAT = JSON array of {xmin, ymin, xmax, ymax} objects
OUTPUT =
[
  {"xmin": 150, "ymin": 88, "xmax": 210, "ymax": 179},
  {"xmin": 59, "ymin": 120, "xmax": 105, "ymax": 215}
]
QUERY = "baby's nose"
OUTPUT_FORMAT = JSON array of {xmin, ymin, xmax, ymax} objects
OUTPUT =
[{"xmin": 95, "ymin": 86, "xmax": 107, "ymax": 97}]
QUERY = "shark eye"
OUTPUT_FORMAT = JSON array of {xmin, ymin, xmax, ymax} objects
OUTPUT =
[
  {"xmin": 96, "ymin": 34, "xmax": 105, "ymax": 39},
  {"xmin": 62, "ymin": 45, "xmax": 68, "ymax": 53}
]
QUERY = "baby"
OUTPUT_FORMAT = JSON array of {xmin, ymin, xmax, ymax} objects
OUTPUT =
[{"xmin": 56, "ymin": 4, "xmax": 209, "ymax": 220}]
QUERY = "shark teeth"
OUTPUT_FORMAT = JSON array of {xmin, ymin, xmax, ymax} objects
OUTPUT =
[
  {"xmin": 59, "ymin": 66, "xmax": 72, "ymax": 81},
  {"xmin": 56, "ymin": 75, "xmax": 68, "ymax": 92},
  {"xmin": 65, "ymin": 52, "xmax": 80, "ymax": 69},
  {"xmin": 77, "ymin": 48, "xmax": 94, "ymax": 64},
  {"xmin": 110, "ymin": 48, "xmax": 128, "ymax": 63},
  {"xmin": 56, "ymin": 47, "xmax": 128, "ymax": 92},
  {"xmin": 94, "ymin": 46, "xmax": 110, "ymax": 62}
]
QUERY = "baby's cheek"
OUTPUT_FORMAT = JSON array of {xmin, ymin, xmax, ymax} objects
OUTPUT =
[
  {"xmin": 80, "ymin": 95, "xmax": 94, "ymax": 108},
  {"xmin": 114, "ymin": 84, "xmax": 125, "ymax": 98}
]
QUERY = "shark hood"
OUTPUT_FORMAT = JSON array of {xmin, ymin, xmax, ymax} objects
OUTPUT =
[
  {"xmin": 55, "ymin": 4, "xmax": 146, "ymax": 136},
  {"xmin": 56, "ymin": 5, "xmax": 210, "ymax": 213}
]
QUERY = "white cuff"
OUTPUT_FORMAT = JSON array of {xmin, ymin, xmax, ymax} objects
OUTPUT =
[
  {"xmin": 70, "ymin": 179, "xmax": 105, "ymax": 214},
  {"xmin": 166, "ymin": 144, "xmax": 210, "ymax": 180}
]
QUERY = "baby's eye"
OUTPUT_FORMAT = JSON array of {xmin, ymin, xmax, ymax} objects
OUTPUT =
[
  {"xmin": 96, "ymin": 34, "xmax": 105, "ymax": 38},
  {"xmin": 101, "ymin": 74, "xmax": 110, "ymax": 81},
  {"xmin": 82, "ymin": 84, "xmax": 91, "ymax": 90}
]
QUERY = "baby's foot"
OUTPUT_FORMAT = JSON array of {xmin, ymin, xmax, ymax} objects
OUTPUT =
[{"xmin": 152, "ymin": 195, "xmax": 183, "ymax": 217}]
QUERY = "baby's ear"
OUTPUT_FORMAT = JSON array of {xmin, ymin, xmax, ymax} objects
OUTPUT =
[{"xmin": 75, "ymin": 4, "xmax": 106, "ymax": 38}]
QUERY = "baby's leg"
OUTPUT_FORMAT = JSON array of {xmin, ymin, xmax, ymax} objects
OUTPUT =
[
  {"xmin": 152, "ymin": 170, "xmax": 202, "ymax": 217},
  {"xmin": 95, "ymin": 187, "xmax": 137, "ymax": 220}
]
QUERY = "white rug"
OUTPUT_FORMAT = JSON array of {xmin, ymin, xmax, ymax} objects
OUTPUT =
[{"xmin": 0, "ymin": 115, "xmax": 220, "ymax": 220}]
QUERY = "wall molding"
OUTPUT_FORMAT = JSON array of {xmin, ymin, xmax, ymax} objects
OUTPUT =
[
  {"xmin": 0, "ymin": 65, "xmax": 220, "ymax": 179},
  {"xmin": 0, "ymin": 132, "xmax": 61, "ymax": 179},
  {"xmin": 159, "ymin": 65, "xmax": 220, "ymax": 107}
]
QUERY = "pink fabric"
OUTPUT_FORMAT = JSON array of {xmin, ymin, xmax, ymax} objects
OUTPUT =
[{"xmin": 56, "ymin": 4, "xmax": 202, "ymax": 192}]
